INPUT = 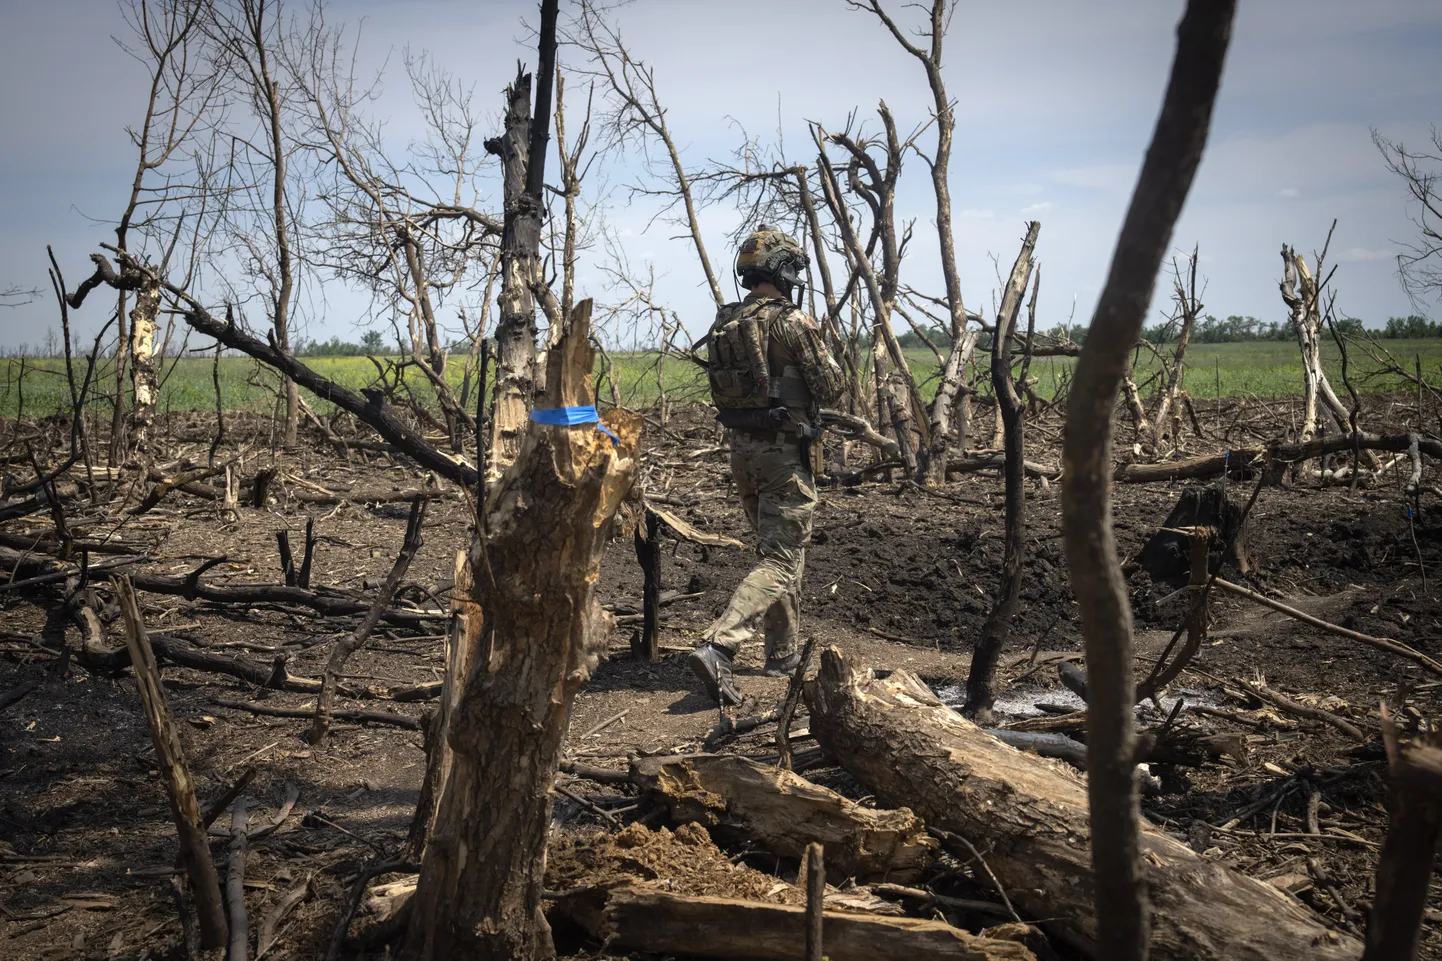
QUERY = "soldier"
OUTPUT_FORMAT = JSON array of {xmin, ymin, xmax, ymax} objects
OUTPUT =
[{"xmin": 687, "ymin": 225, "xmax": 845, "ymax": 705}]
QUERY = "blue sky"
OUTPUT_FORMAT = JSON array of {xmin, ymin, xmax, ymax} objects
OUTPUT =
[{"xmin": 1, "ymin": 0, "xmax": 1438, "ymax": 351}]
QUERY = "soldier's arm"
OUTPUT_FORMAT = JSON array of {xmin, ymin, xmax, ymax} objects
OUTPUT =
[{"xmin": 777, "ymin": 310, "xmax": 846, "ymax": 409}]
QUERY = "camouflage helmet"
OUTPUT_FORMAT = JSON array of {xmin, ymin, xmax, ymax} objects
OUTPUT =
[{"xmin": 736, "ymin": 224, "xmax": 809, "ymax": 291}]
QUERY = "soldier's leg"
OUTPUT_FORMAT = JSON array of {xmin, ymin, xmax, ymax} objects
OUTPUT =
[
  {"xmin": 703, "ymin": 440, "xmax": 766, "ymax": 656},
  {"xmin": 762, "ymin": 551, "xmax": 803, "ymax": 666},
  {"xmin": 712, "ymin": 438, "xmax": 815, "ymax": 659},
  {"xmin": 689, "ymin": 438, "xmax": 763, "ymax": 705}
]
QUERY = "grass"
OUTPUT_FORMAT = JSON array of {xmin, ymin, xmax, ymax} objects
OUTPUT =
[{"xmin": 2, "ymin": 338, "xmax": 1440, "ymax": 421}]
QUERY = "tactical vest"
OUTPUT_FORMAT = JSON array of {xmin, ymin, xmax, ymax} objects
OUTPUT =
[{"xmin": 707, "ymin": 299, "xmax": 813, "ymax": 416}]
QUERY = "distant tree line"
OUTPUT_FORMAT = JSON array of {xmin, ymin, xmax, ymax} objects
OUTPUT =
[
  {"xmin": 1136, "ymin": 313, "xmax": 1439, "ymax": 344},
  {"xmin": 1379, "ymin": 314, "xmax": 1442, "ymax": 339},
  {"xmin": 293, "ymin": 330, "xmax": 388, "ymax": 356},
  {"xmin": 895, "ymin": 313, "xmax": 1442, "ymax": 352}
]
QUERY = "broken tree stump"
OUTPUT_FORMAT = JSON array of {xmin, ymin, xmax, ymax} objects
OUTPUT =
[
  {"xmin": 551, "ymin": 885, "xmax": 1036, "ymax": 961},
  {"xmin": 628, "ymin": 753, "xmax": 936, "ymax": 883},
  {"xmin": 805, "ymin": 648, "xmax": 1361, "ymax": 961},
  {"xmin": 1136, "ymin": 484, "xmax": 1252, "ymax": 582},
  {"xmin": 402, "ymin": 298, "xmax": 641, "ymax": 961}
]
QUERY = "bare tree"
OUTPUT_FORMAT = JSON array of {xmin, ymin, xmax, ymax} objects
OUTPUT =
[
  {"xmin": 294, "ymin": 31, "xmax": 502, "ymax": 454},
  {"xmin": 1151, "ymin": 248, "xmax": 1202, "ymax": 453},
  {"xmin": 1279, "ymin": 226, "xmax": 1356, "ymax": 444},
  {"xmin": 812, "ymin": 110, "xmax": 933, "ymax": 478},
  {"xmin": 1061, "ymin": 4, "xmax": 1234, "ymax": 961},
  {"xmin": 857, "ymin": 0, "xmax": 974, "ymax": 481},
  {"xmin": 963, "ymin": 221, "xmax": 1038, "ymax": 721},
  {"xmin": 110, "ymin": 0, "xmax": 222, "ymax": 460},
  {"xmin": 568, "ymin": 0, "xmax": 725, "ymax": 309},
  {"xmin": 403, "ymin": 305, "xmax": 637, "ymax": 961},
  {"xmin": 1374, "ymin": 126, "xmax": 1442, "ymax": 309},
  {"xmin": 551, "ymin": 69, "xmax": 595, "ymax": 324},
  {"xmin": 207, "ymin": 0, "xmax": 306, "ymax": 446}
]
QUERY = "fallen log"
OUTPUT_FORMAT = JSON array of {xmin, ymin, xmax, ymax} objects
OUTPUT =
[
  {"xmin": 805, "ymin": 649, "xmax": 1361, "ymax": 960},
  {"xmin": 1113, "ymin": 431, "xmax": 1442, "ymax": 484},
  {"xmin": 629, "ymin": 753, "xmax": 936, "ymax": 883},
  {"xmin": 0, "ymin": 546, "xmax": 442, "ymax": 627},
  {"xmin": 0, "ymin": 527, "xmax": 146, "ymax": 556},
  {"xmin": 212, "ymin": 698, "xmax": 419, "ymax": 730},
  {"xmin": 946, "ymin": 451, "xmax": 1060, "ymax": 480},
  {"xmin": 985, "ymin": 729, "xmax": 1088, "ymax": 769},
  {"xmin": 551, "ymin": 884, "xmax": 1036, "ymax": 961},
  {"xmin": 126, "ymin": 570, "xmax": 443, "ymax": 628}
]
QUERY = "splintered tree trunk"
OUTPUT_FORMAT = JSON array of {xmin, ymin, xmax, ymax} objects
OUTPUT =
[
  {"xmin": 406, "ymin": 549, "xmax": 480, "ymax": 861},
  {"xmin": 127, "ymin": 279, "xmax": 161, "ymax": 457},
  {"xmin": 1152, "ymin": 254, "xmax": 1199, "ymax": 453},
  {"xmin": 487, "ymin": 70, "xmax": 540, "ymax": 473},
  {"xmin": 1280, "ymin": 246, "xmax": 1326, "ymax": 442},
  {"xmin": 1121, "ymin": 350, "xmax": 1152, "ymax": 446},
  {"xmin": 403, "ymin": 299, "xmax": 638, "ymax": 961},
  {"xmin": 928, "ymin": 324, "xmax": 977, "ymax": 480},
  {"xmin": 1279, "ymin": 245, "xmax": 1362, "ymax": 451},
  {"xmin": 805, "ymin": 650, "xmax": 1362, "ymax": 961}
]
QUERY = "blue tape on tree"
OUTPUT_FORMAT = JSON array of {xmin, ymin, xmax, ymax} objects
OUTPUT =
[{"xmin": 530, "ymin": 405, "xmax": 619, "ymax": 445}]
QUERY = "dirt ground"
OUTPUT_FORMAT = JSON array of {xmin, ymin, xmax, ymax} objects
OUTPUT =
[{"xmin": 1, "ymin": 402, "xmax": 1439, "ymax": 960}]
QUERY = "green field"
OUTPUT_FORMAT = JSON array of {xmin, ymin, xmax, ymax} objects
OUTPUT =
[{"xmin": 2, "ymin": 339, "xmax": 1440, "ymax": 420}]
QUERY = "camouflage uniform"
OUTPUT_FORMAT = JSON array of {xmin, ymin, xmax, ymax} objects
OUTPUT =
[{"xmin": 699, "ymin": 291, "xmax": 844, "ymax": 672}]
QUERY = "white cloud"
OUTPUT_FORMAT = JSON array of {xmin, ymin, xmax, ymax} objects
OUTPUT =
[
  {"xmin": 1278, "ymin": 187, "xmax": 1300, "ymax": 198},
  {"xmin": 1020, "ymin": 202, "xmax": 1053, "ymax": 217},
  {"xmin": 1339, "ymin": 246, "xmax": 1396, "ymax": 262},
  {"xmin": 958, "ymin": 208, "xmax": 996, "ymax": 220}
]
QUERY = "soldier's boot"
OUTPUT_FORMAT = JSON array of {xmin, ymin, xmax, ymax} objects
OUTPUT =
[
  {"xmin": 763, "ymin": 647, "xmax": 810, "ymax": 678},
  {"xmin": 687, "ymin": 643, "xmax": 742, "ymax": 706}
]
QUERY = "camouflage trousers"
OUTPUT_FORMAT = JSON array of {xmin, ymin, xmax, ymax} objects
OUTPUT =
[{"xmin": 703, "ymin": 430, "xmax": 817, "ymax": 660}]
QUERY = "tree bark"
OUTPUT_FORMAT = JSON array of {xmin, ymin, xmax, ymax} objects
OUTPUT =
[
  {"xmin": 487, "ymin": 71, "xmax": 538, "ymax": 471},
  {"xmin": 1110, "ymin": 431, "xmax": 1442, "ymax": 483},
  {"xmin": 403, "ymin": 299, "xmax": 639, "ymax": 961},
  {"xmin": 1280, "ymin": 246, "xmax": 1333, "ymax": 443},
  {"xmin": 406, "ymin": 549, "xmax": 480, "ymax": 861},
  {"xmin": 552, "ymin": 885, "xmax": 1036, "ymax": 961},
  {"xmin": 484, "ymin": 0, "xmax": 557, "ymax": 470},
  {"xmin": 1059, "ymin": 4, "xmax": 1235, "ymax": 958},
  {"xmin": 805, "ymin": 649, "xmax": 1361, "ymax": 961}
]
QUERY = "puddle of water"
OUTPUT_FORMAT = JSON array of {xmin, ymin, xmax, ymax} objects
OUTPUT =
[{"xmin": 933, "ymin": 683, "xmax": 1218, "ymax": 720}]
